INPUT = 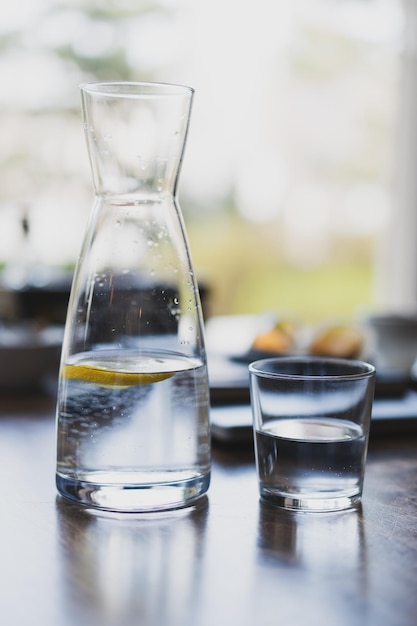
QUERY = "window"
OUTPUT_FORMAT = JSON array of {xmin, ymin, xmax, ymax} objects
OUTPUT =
[{"xmin": 0, "ymin": 0, "xmax": 409, "ymax": 322}]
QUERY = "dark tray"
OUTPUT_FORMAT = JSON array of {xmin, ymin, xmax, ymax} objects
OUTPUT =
[{"xmin": 208, "ymin": 353, "xmax": 417, "ymax": 440}]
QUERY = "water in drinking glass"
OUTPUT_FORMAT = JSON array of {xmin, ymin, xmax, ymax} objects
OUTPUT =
[
  {"xmin": 255, "ymin": 417, "xmax": 366, "ymax": 505},
  {"xmin": 249, "ymin": 356, "xmax": 375, "ymax": 512}
]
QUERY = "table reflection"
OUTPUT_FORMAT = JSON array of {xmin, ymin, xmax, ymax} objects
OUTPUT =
[
  {"xmin": 252, "ymin": 503, "xmax": 369, "ymax": 625},
  {"xmin": 258, "ymin": 502, "xmax": 366, "ymax": 568},
  {"xmin": 56, "ymin": 497, "xmax": 209, "ymax": 626}
]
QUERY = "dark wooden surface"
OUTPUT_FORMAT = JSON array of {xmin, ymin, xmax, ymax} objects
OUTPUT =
[{"xmin": 0, "ymin": 394, "xmax": 416, "ymax": 626}]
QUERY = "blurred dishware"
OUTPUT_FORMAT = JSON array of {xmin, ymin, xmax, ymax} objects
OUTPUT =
[
  {"xmin": 0, "ymin": 270, "xmax": 72, "ymax": 325},
  {"xmin": 249, "ymin": 356, "xmax": 375, "ymax": 512},
  {"xmin": 365, "ymin": 313, "xmax": 417, "ymax": 375},
  {"xmin": 0, "ymin": 322, "xmax": 62, "ymax": 391}
]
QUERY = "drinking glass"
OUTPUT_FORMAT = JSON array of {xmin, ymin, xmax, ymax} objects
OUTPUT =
[{"xmin": 249, "ymin": 357, "xmax": 375, "ymax": 512}]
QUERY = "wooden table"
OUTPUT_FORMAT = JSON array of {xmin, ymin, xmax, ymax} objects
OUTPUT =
[{"xmin": 0, "ymin": 394, "xmax": 416, "ymax": 626}]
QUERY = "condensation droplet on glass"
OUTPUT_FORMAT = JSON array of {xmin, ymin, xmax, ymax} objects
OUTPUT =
[{"xmin": 173, "ymin": 297, "xmax": 179, "ymax": 305}]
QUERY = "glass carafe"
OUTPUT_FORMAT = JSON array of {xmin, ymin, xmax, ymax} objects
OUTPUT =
[{"xmin": 55, "ymin": 82, "xmax": 210, "ymax": 513}]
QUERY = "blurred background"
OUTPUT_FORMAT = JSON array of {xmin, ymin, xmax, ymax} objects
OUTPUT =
[{"xmin": 0, "ymin": 0, "xmax": 414, "ymax": 324}]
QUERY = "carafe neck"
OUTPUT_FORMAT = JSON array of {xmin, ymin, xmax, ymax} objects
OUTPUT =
[{"xmin": 81, "ymin": 82, "xmax": 194, "ymax": 197}]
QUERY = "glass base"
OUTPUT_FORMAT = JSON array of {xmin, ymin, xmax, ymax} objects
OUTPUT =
[
  {"xmin": 56, "ymin": 472, "xmax": 210, "ymax": 513},
  {"xmin": 260, "ymin": 486, "xmax": 362, "ymax": 512}
]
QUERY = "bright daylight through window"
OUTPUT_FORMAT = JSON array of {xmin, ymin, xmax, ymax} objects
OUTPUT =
[{"xmin": 0, "ymin": 0, "xmax": 410, "ymax": 323}]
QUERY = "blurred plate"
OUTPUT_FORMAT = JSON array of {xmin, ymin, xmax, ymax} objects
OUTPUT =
[
  {"xmin": 208, "ymin": 352, "xmax": 411, "ymax": 405},
  {"xmin": 206, "ymin": 315, "xmax": 413, "ymax": 402}
]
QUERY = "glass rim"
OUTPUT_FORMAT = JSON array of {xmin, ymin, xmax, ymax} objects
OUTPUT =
[
  {"xmin": 248, "ymin": 355, "xmax": 376, "ymax": 381},
  {"xmin": 80, "ymin": 80, "xmax": 194, "ymax": 98}
]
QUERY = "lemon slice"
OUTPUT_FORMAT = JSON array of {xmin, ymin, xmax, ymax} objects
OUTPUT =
[{"xmin": 62, "ymin": 363, "xmax": 174, "ymax": 388}]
